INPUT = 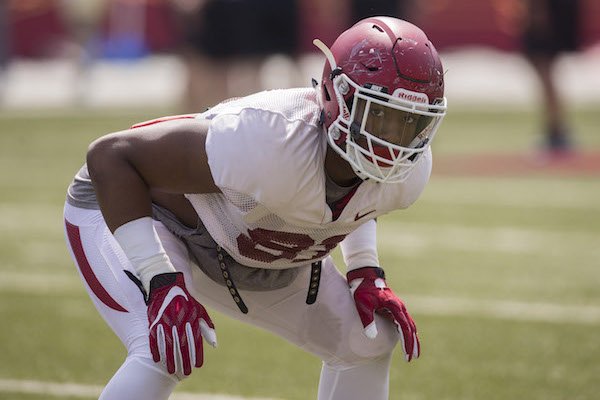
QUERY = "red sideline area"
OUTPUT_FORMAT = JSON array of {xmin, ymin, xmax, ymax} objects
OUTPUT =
[{"xmin": 433, "ymin": 151, "xmax": 600, "ymax": 177}]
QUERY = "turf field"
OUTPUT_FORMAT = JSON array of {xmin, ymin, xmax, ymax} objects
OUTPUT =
[{"xmin": 0, "ymin": 107, "xmax": 599, "ymax": 400}]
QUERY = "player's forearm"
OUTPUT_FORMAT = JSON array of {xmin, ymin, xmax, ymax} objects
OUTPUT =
[
  {"xmin": 87, "ymin": 134, "xmax": 153, "ymax": 232},
  {"xmin": 340, "ymin": 219, "xmax": 379, "ymax": 271}
]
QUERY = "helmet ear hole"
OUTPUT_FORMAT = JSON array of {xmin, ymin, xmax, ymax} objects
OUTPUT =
[{"xmin": 323, "ymin": 84, "xmax": 331, "ymax": 101}]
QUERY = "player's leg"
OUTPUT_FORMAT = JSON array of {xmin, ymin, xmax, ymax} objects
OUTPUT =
[
  {"xmin": 186, "ymin": 256, "xmax": 400, "ymax": 400},
  {"xmin": 288, "ymin": 259, "xmax": 399, "ymax": 400},
  {"xmin": 317, "ymin": 353, "xmax": 393, "ymax": 400},
  {"xmin": 98, "ymin": 357, "xmax": 177, "ymax": 400},
  {"xmin": 63, "ymin": 204, "xmax": 180, "ymax": 400}
]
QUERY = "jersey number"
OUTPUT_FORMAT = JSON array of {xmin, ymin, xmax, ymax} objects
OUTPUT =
[{"xmin": 236, "ymin": 228, "xmax": 345, "ymax": 263}]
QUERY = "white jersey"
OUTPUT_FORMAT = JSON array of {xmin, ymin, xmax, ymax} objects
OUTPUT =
[{"xmin": 185, "ymin": 88, "xmax": 432, "ymax": 270}]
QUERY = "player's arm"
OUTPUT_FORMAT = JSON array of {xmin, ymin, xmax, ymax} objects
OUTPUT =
[
  {"xmin": 87, "ymin": 118, "xmax": 219, "ymax": 232},
  {"xmin": 340, "ymin": 219, "xmax": 420, "ymax": 362},
  {"xmin": 87, "ymin": 117, "xmax": 218, "ymax": 375}
]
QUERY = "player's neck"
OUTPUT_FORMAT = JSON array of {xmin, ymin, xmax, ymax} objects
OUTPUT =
[{"xmin": 324, "ymin": 146, "xmax": 361, "ymax": 187}]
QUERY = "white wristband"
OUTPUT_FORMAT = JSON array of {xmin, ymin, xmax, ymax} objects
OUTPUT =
[
  {"xmin": 113, "ymin": 217, "xmax": 175, "ymax": 292},
  {"xmin": 340, "ymin": 219, "xmax": 380, "ymax": 272}
]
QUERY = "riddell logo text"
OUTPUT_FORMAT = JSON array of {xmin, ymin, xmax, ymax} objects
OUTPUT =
[{"xmin": 392, "ymin": 89, "xmax": 428, "ymax": 104}]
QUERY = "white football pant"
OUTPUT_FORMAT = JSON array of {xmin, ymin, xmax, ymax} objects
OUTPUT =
[{"xmin": 63, "ymin": 203, "xmax": 400, "ymax": 400}]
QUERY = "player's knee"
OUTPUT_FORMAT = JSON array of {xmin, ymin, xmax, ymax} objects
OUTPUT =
[
  {"xmin": 128, "ymin": 353, "xmax": 192, "ymax": 382},
  {"xmin": 336, "ymin": 315, "xmax": 399, "ymax": 366},
  {"xmin": 127, "ymin": 338, "xmax": 192, "ymax": 382}
]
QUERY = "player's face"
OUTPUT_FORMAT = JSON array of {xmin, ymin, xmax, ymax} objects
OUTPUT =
[{"xmin": 354, "ymin": 99, "xmax": 433, "ymax": 148}]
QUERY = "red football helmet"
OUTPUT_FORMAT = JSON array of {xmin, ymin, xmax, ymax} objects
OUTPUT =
[{"xmin": 315, "ymin": 17, "xmax": 447, "ymax": 182}]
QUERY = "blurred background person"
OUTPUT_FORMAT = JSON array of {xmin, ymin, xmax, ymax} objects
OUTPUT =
[
  {"xmin": 350, "ymin": 0, "xmax": 418, "ymax": 23},
  {"xmin": 172, "ymin": 0, "xmax": 299, "ymax": 112},
  {"xmin": 59, "ymin": 1, "xmax": 104, "ymax": 58},
  {"xmin": 519, "ymin": 0, "xmax": 582, "ymax": 155},
  {"xmin": 94, "ymin": 0, "xmax": 179, "ymax": 59},
  {"xmin": 0, "ymin": 1, "xmax": 6, "ymax": 100},
  {"xmin": 7, "ymin": 0, "xmax": 72, "ymax": 59},
  {"xmin": 3, "ymin": 0, "xmax": 80, "ymax": 106},
  {"xmin": 0, "ymin": 1, "xmax": 8, "ymax": 69},
  {"xmin": 297, "ymin": 0, "xmax": 348, "ymax": 55}
]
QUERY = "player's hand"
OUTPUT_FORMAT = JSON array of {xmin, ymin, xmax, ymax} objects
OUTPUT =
[
  {"xmin": 146, "ymin": 272, "xmax": 217, "ymax": 375},
  {"xmin": 347, "ymin": 267, "xmax": 420, "ymax": 362}
]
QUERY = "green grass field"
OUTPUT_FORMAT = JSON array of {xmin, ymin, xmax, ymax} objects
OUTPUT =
[{"xmin": 0, "ymin": 107, "xmax": 599, "ymax": 400}]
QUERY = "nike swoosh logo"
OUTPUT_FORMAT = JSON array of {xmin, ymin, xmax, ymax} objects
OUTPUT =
[
  {"xmin": 354, "ymin": 210, "xmax": 376, "ymax": 221},
  {"xmin": 149, "ymin": 286, "xmax": 188, "ymax": 330}
]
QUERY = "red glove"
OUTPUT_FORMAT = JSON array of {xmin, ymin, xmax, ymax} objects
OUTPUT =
[
  {"xmin": 147, "ymin": 272, "xmax": 216, "ymax": 375},
  {"xmin": 347, "ymin": 267, "xmax": 420, "ymax": 362}
]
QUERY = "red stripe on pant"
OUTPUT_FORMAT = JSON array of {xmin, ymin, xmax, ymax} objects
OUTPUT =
[{"xmin": 65, "ymin": 220, "xmax": 128, "ymax": 313}]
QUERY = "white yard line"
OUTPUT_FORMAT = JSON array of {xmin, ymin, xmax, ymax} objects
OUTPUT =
[
  {"xmin": 0, "ymin": 272, "xmax": 82, "ymax": 294},
  {"xmin": 405, "ymin": 295, "xmax": 600, "ymax": 325},
  {"xmin": 378, "ymin": 222, "xmax": 600, "ymax": 256},
  {"xmin": 420, "ymin": 184, "xmax": 600, "ymax": 210},
  {"xmin": 0, "ymin": 378, "xmax": 281, "ymax": 400}
]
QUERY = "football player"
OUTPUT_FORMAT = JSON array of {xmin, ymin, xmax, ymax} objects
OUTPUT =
[{"xmin": 63, "ymin": 16, "xmax": 446, "ymax": 400}]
